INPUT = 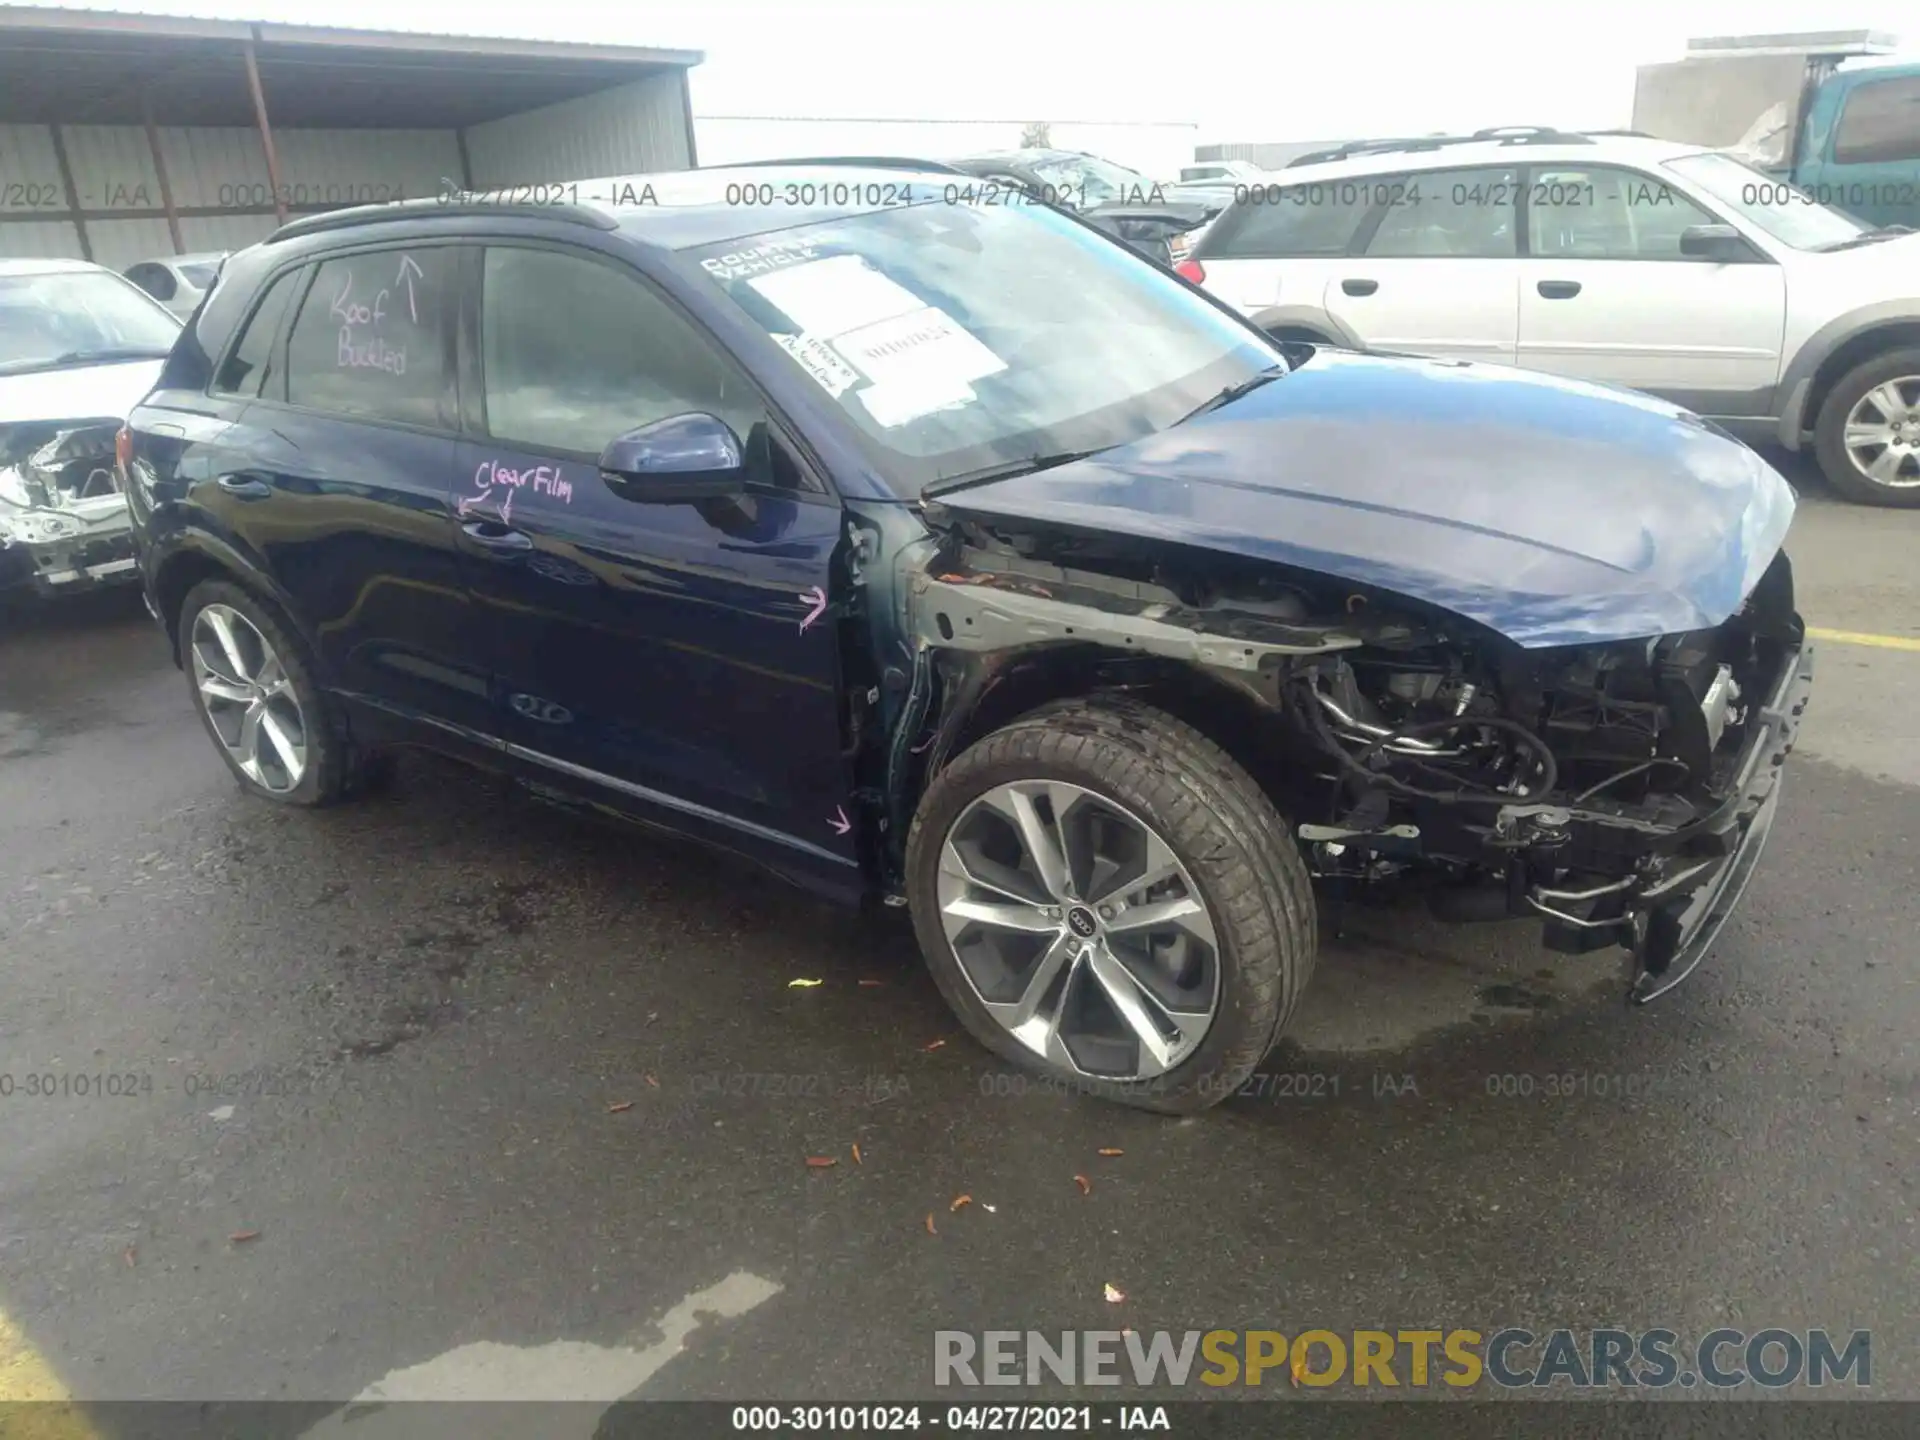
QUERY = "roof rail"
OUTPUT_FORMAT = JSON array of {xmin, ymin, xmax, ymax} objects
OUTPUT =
[
  {"xmin": 713, "ymin": 155, "xmax": 968, "ymax": 175},
  {"xmin": 1284, "ymin": 126, "xmax": 1598, "ymax": 168},
  {"xmin": 266, "ymin": 197, "xmax": 618, "ymax": 244}
]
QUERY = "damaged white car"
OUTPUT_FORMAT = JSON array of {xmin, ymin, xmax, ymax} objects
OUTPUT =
[{"xmin": 1, "ymin": 258, "xmax": 179, "ymax": 597}]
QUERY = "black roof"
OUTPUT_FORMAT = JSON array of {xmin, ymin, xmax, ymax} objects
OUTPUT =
[{"xmin": 259, "ymin": 166, "xmax": 979, "ymax": 254}]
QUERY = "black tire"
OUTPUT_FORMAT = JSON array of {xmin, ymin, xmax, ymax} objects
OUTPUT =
[
  {"xmin": 1813, "ymin": 347, "xmax": 1920, "ymax": 507},
  {"xmin": 905, "ymin": 693, "xmax": 1316, "ymax": 1114},
  {"xmin": 177, "ymin": 578, "xmax": 366, "ymax": 806}
]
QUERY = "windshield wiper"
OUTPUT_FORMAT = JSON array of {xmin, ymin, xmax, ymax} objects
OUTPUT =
[
  {"xmin": 46, "ymin": 346, "xmax": 173, "ymax": 366},
  {"xmin": 922, "ymin": 448, "xmax": 1105, "ymax": 500},
  {"xmin": 1173, "ymin": 363, "xmax": 1289, "ymax": 425},
  {"xmin": 1816, "ymin": 225, "xmax": 1914, "ymax": 252}
]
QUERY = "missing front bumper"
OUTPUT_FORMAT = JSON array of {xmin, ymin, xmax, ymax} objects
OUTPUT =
[
  {"xmin": 0, "ymin": 529, "xmax": 139, "ymax": 594},
  {"xmin": 1525, "ymin": 638, "xmax": 1815, "ymax": 1000},
  {"xmin": 1630, "ymin": 776, "xmax": 1782, "ymax": 1002}
]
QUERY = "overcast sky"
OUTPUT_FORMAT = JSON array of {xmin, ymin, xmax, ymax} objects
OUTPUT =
[{"xmin": 38, "ymin": 0, "xmax": 1919, "ymax": 141}]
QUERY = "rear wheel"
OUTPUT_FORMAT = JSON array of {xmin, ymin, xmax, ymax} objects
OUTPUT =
[
  {"xmin": 1813, "ymin": 348, "xmax": 1920, "ymax": 507},
  {"xmin": 177, "ymin": 579, "xmax": 369, "ymax": 806},
  {"xmin": 905, "ymin": 694, "xmax": 1316, "ymax": 1114}
]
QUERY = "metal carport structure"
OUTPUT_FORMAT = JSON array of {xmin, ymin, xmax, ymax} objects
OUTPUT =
[{"xmin": 0, "ymin": 5, "xmax": 704, "ymax": 268}]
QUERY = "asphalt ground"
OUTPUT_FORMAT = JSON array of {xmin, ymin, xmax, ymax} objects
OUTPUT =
[{"xmin": 0, "ymin": 447, "xmax": 1914, "ymax": 1431}]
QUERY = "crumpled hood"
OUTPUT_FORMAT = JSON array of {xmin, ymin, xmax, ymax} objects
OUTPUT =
[
  {"xmin": 932, "ymin": 350, "xmax": 1797, "ymax": 648},
  {"xmin": 0, "ymin": 359, "xmax": 163, "ymax": 427}
]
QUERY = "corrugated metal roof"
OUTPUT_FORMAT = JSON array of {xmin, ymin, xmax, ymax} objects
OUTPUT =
[
  {"xmin": 0, "ymin": 5, "xmax": 704, "ymax": 65},
  {"xmin": 464, "ymin": 75, "xmax": 692, "ymax": 189},
  {"xmin": 0, "ymin": 4, "xmax": 703, "ymax": 127}
]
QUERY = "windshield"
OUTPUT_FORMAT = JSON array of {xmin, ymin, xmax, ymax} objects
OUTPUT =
[
  {"xmin": 680, "ymin": 197, "xmax": 1278, "ymax": 496},
  {"xmin": 1024, "ymin": 153, "xmax": 1164, "ymax": 208},
  {"xmin": 1663, "ymin": 152, "xmax": 1871, "ymax": 250},
  {"xmin": 0, "ymin": 270, "xmax": 180, "ymax": 375}
]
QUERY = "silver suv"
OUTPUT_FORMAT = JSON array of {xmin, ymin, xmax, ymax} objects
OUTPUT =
[{"xmin": 1181, "ymin": 128, "xmax": 1920, "ymax": 505}]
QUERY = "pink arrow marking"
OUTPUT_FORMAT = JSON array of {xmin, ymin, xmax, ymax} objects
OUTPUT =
[
  {"xmin": 829, "ymin": 805, "xmax": 851, "ymax": 835},
  {"xmin": 798, "ymin": 585, "xmax": 828, "ymax": 634},
  {"xmin": 396, "ymin": 254, "xmax": 423, "ymax": 323},
  {"xmin": 456, "ymin": 486, "xmax": 492, "ymax": 518}
]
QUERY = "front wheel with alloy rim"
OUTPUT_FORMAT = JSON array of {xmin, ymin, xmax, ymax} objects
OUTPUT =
[
  {"xmin": 905, "ymin": 695, "xmax": 1316, "ymax": 1114},
  {"xmin": 177, "ymin": 578, "xmax": 361, "ymax": 806},
  {"xmin": 1814, "ymin": 347, "xmax": 1920, "ymax": 507}
]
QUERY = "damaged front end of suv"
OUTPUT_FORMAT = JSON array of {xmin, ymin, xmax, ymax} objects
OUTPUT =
[
  {"xmin": 0, "ymin": 420, "xmax": 139, "ymax": 595},
  {"xmin": 1285, "ymin": 556, "xmax": 1811, "ymax": 999},
  {"xmin": 884, "ymin": 452, "xmax": 1812, "ymax": 1004}
]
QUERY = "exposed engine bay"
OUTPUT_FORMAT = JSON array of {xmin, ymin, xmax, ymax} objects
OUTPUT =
[
  {"xmin": 904, "ymin": 516, "xmax": 1813, "ymax": 1001},
  {"xmin": 0, "ymin": 420, "xmax": 139, "ymax": 593}
]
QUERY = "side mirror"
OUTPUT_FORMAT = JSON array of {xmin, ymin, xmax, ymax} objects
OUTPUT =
[
  {"xmin": 598, "ymin": 413, "xmax": 747, "ymax": 503},
  {"xmin": 1679, "ymin": 223, "xmax": 1755, "ymax": 262}
]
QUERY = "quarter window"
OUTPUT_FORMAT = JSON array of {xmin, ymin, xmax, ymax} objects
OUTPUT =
[
  {"xmin": 284, "ymin": 248, "xmax": 454, "ymax": 428},
  {"xmin": 1197, "ymin": 181, "xmax": 1376, "ymax": 258},
  {"xmin": 1525, "ymin": 167, "xmax": 1719, "ymax": 260},
  {"xmin": 479, "ymin": 246, "xmax": 764, "ymax": 457},
  {"xmin": 214, "ymin": 267, "xmax": 301, "ymax": 398}
]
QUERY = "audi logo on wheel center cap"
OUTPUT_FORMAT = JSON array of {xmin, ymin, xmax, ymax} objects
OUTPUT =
[{"xmin": 1066, "ymin": 906, "xmax": 1099, "ymax": 939}]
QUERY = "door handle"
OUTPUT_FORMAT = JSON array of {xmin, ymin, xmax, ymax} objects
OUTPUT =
[
  {"xmin": 1537, "ymin": 280, "xmax": 1582, "ymax": 299},
  {"xmin": 215, "ymin": 474, "xmax": 271, "ymax": 500},
  {"xmin": 461, "ymin": 520, "xmax": 533, "ymax": 553},
  {"xmin": 1341, "ymin": 278, "xmax": 1379, "ymax": 296}
]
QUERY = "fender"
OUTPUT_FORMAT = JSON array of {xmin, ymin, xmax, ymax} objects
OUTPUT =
[
  {"xmin": 1248, "ymin": 304, "xmax": 1364, "ymax": 349},
  {"xmin": 1774, "ymin": 301, "xmax": 1920, "ymax": 450},
  {"xmin": 148, "ymin": 527, "xmax": 313, "ymax": 670}
]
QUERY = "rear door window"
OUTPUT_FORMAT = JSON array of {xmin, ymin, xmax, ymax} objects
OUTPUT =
[
  {"xmin": 1359, "ymin": 167, "xmax": 1519, "ymax": 257},
  {"xmin": 283, "ymin": 247, "xmax": 458, "ymax": 429},
  {"xmin": 1196, "ymin": 180, "xmax": 1377, "ymax": 258},
  {"xmin": 1359, "ymin": 168, "xmax": 1520, "ymax": 257}
]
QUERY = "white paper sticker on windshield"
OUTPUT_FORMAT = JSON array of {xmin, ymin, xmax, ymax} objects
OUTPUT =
[
  {"xmin": 859, "ymin": 376, "xmax": 977, "ymax": 428},
  {"xmin": 747, "ymin": 254, "xmax": 925, "ymax": 338},
  {"xmin": 775, "ymin": 332, "xmax": 860, "ymax": 398},
  {"xmin": 832, "ymin": 306, "xmax": 1007, "ymax": 393}
]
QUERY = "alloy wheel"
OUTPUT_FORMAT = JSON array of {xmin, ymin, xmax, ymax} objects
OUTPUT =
[
  {"xmin": 936, "ymin": 780, "xmax": 1220, "ymax": 1081},
  {"xmin": 1843, "ymin": 376, "xmax": 1920, "ymax": 489},
  {"xmin": 189, "ymin": 603, "xmax": 309, "ymax": 794}
]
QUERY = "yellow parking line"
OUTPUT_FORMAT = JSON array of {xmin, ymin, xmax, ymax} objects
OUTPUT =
[
  {"xmin": 1806, "ymin": 626, "xmax": 1920, "ymax": 653},
  {"xmin": 0, "ymin": 1310, "xmax": 95, "ymax": 1438}
]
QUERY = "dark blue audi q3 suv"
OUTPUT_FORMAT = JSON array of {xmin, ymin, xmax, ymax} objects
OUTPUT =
[{"xmin": 119, "ymin": 166, "xmax": 1813, "ymax": 1112}]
